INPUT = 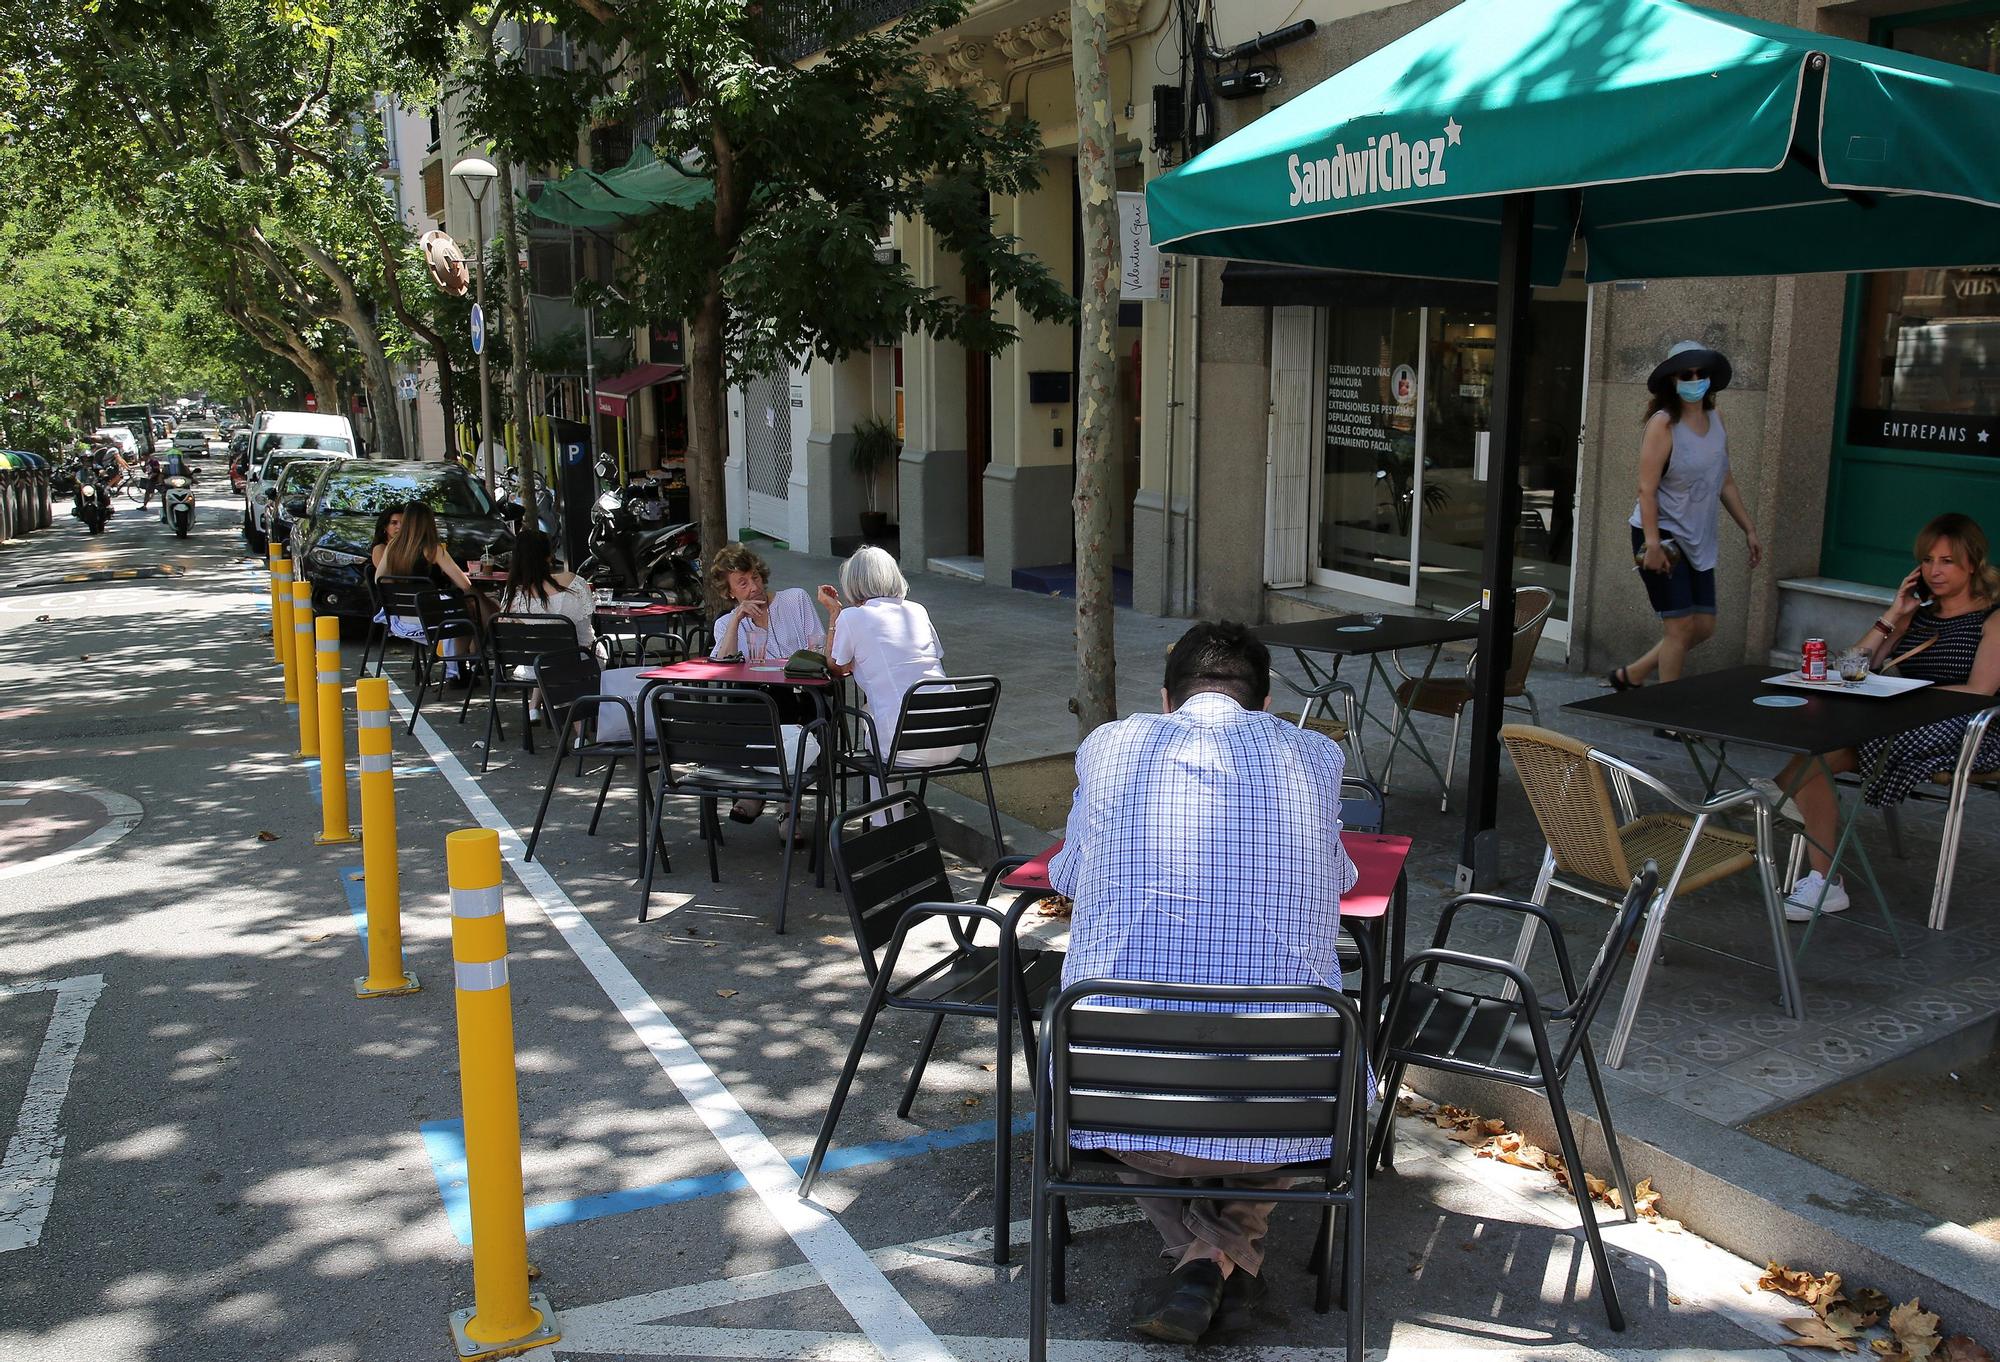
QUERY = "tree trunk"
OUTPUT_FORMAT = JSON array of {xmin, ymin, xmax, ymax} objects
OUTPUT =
[
  {"xmin": 686, "ymin": 284, "xmax": 730, "ymax": 576},
  {"xmin": 431, "ymin": 332, "xmax": 459, "ymax": 460},
  {"xmin": 496, "ymin": 153, "xmax": 539, "ymax": 505},
  {"xmin": 348, "ymin": 311, "xmax": 406, "ymax": 459},
  {"xmin": 1070, "ymin": 0, "xmax": 1119, "ymax": 739}
]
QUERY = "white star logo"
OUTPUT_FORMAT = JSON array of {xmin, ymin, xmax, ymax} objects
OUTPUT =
[
  {"xmin": 1981, "ymin": 429, "xmax": 1992, "ymax": 443},
  {"xmin": 1443, "ymin": 116, "xmax": 1463, "ymax": 147}
]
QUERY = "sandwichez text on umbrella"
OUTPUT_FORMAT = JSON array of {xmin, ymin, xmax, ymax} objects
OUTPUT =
[{"xmin": 1286, "ymin": 117, "xmax": 1462, "ymax": 208}]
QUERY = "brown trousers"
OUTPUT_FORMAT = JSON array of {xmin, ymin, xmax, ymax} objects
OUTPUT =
[{"xmin": 1109, "ymin": 1148, "xmax": 1295, "ymax": 1277}]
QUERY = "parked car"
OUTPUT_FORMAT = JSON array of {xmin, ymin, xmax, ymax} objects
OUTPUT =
[
  {"xmin": 242, "ymin": 413, "xmax": 357, "ymax": 546},
  {"xmin": 266, "ymin": 459, "xmax": 330, "ymax": 555},
  {"xmin": 293, "ymin": 460, "xmax": 513, "ymax": 619},
  {"xmin": 91, "ymin": 426, "xmax": 143, "ymax": 467}
]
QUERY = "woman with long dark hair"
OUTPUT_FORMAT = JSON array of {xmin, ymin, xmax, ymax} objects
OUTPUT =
[
  {"xmin": 374, "ymin": 501, "xmax": 483, "ymax": 681},
  {"xmin": 500, "ymin": 528, "xmax": 595, "ymax": 648},
  {"xmin": 1608, "ymin": 341, "xmax": 1763, "ymax": 690}
]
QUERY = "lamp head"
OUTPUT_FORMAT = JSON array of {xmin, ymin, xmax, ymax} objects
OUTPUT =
[{"xmin": 450, "ymin": 156, "xmax": 499, "ymax": 204}]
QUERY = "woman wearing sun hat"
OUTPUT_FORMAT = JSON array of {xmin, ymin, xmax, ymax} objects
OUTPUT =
[{"xmin": 1607, "ymin": 340, "xmax": 1763, "ymax": 691}]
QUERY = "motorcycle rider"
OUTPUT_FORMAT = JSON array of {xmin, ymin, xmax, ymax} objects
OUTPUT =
[{"xmin": 159, "ymin": 448, "xmax": 195, "ymax": 524}]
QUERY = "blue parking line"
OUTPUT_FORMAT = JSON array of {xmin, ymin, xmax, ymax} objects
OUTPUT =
[
  {"xmin": 338, "ymin": 864, "xmax": 368, "ymax": 950},
  {"xmin": 418, "ymin": 1110, "xmax": 1036, "ymax": 1244}
]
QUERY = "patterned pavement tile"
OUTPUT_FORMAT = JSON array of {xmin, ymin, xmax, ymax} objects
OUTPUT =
[
  {"xmin": 1664, "ymin": 1026, "xmax": 1757, "ymax": 1067},
  {"xmin": 1596, "ymin": 1042, "xmax": 1709, "ymax": 1095},
  {"xmin": 1718, "ymin": 1049, "xmax": 1838, "ymax": 1098},
  {"xmin": 1657, "ymin": 1073, "xmax": 1777, "ymax": 1126},
  {"xmin": 1668, "ymin": 983, "xmax": 1761, "ymax": 1025},
  {"xmin": 1615, "ymin": 1003, "xmax": 1693, "ymax": 1048},
  {"xmin": 1775, "ymin": 1030, "xmax": 1884, "ymax": 1074},
  {"xmin": 1892, "ymin": 991, "xmax": 1983, "ymax": 1029},
  {"xmin": 1838, "ymin": 1007, "xmax": 1944, "ymax": 1048},
  {"xmin": 1796, "ymin": 988, "xmax": 1863, "ymax": 1026},
  {"xmin": 1948, "ymin": 973, "xmax": 2000, "ymax": 1004},
  {"xmin": 1720, "ymin": 1008, "xmax": 1809, "ymax": 1045}
]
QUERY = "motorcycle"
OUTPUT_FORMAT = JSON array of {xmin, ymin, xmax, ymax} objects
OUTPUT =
[
  {"xmin": 577, "ymin": 457, "xmax": 701, "ymax": 602},
  {"xmin": 495, "ymin": 465, "xmax": 558, "ymax": 540},
  {"xmin": 161, "ymin": 473, "xmax": 196, "ymax": 537},
  {"xmin": 72, "ymin": 475, "xmax": 113, "ymax": 535}
]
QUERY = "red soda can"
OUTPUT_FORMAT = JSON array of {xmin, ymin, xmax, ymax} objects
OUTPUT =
[{"xmin": 1803, "ymin": 638, "xmax": 1827, "ymax": 682}]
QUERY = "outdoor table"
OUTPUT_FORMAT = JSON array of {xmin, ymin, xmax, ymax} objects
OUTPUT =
[
  {"xmin": 1255, "ymin": 614, "xmax": 1481, "ymax": 792},
  {"xmin": 1565, "ymin": 664, "xmax": 2000, "ymax": 969},
  {"xmin": 1001, "ymin": 830, "xmax": 1414, "ymax": 1032},
  {"xmin": 594, "ymin": 601, "xmax": 702, "ymax": 665},
  {"xmin": 464, "ymin": 567, "xmax": 507, "ymax": 591}
]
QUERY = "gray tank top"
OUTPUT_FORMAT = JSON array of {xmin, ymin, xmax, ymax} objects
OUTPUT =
[{"xmin": 1629, "ymin": 410, "xmax": 1728, "ymax": 571}]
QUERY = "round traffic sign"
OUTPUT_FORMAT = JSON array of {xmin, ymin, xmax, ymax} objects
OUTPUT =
[{"xmin": 470, "ymin": 304, "xmax": 485, "ymax": 355}]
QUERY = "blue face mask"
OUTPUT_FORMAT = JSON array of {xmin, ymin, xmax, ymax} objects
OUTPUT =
[{"xmin": 1676, "ymin": 377, "xmax": 1711, "ymax": 403}]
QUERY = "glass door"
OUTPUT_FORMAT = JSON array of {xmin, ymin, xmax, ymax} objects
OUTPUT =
[{"xmin": 1316, "ymin": 304, "xmax": 1425, "ymax": 602}]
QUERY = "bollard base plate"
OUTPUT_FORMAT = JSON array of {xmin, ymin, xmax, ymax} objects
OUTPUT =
[
  {"xmin": 449, "ymin": 1295, "xmax": 560, "ymax": 1359},
  {"xmin": 355, "ymin": 972, "xmax": 420, "ymax": 999},
  {"xmin": 315, "ymin": 828, "xmax": 360, "ymax": 846}
]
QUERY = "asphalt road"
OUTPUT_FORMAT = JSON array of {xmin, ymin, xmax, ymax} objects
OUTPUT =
[{"xmin": 0, "ymin": 487, "xmax": 1815, "ymax": 1361}]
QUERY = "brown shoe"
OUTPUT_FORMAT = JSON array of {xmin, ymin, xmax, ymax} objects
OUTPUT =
[{"xmin": 1129, "ymin": 1259, "xmax": 1226, "ymax": 1343}]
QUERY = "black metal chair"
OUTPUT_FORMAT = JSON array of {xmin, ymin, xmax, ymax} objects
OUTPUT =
[
  {"xmin": 798, "ymin": 795, "xmax": 1063, "ymax": 1263},
  {"xmin": 837, "ymin": 676, "xmax": 1005, "ymax": 853},
  {"xmin": 639, "ymin": 684, "xmax": 829, "ymax": 930},
  {"xmin": 1368, "ymin": 864, "xmax": 1659, "ymax": 1332},
  {"xmin": 358, "ymin": 570, "xmax": 389, "ymax": 678},
  {"xmin": 523, "ymin": 647, "xmax": 657, "ymax": 867},
  {"xmin": 1028, "ymin": 980, "xmax": 1371, "ymax": 1362},
  {"xmin": 375, "ymin": 574, "xmax": 479, "ymax": 734},
  {"xmin": 477, "ymin": 614, "xmax": 582, "ymax": 773}
]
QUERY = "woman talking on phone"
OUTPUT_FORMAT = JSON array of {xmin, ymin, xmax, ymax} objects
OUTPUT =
[
  {"xmin": 1766, "ymin": 513, "xmax": 2000, "ymax": 919},
  {"xmin": 1608, "ymin": 342, "xmax": 1763, "ymax": 690}
]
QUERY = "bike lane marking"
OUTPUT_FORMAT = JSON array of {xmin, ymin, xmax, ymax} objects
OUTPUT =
[
  {"xmin": 0, "ymin": 975, "xmax": 106, "ymax": 1252},
  {"xmin": 387, "ymin": 677, "xmax": 954, "ymax": 1362},
  {"xmin": 0, "ymin": 780, "xmax": 143, "ymax": 883}
]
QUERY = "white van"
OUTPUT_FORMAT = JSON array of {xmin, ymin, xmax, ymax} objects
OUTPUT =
[{"xmin": 243, "ymin": 411, "xmax": 358, "ymax": 544}]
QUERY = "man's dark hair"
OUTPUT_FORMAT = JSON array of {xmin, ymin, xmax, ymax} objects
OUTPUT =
[{"xmin": 1163, "ymin": 620, "xmax": 1271, "ymax": 710}]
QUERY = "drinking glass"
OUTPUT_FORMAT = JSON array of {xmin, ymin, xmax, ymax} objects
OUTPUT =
[
  {"xmin": 1837, "ymin": 649, "xmax": 1871, "ymax": 686},
  {"xmin": 1362, "ymin": 612, "xmax": 1385, "ymax": 627}
]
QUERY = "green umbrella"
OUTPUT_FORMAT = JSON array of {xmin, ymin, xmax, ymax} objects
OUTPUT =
[
  {"xmin": 1147, "ymin": 0, "xmax": 2000, "ymax": 283},
  {"xmin": 525, "ymin": 144, "xmax": 715, "ymax": 230},
  {"xmin": 1145, "ymin": 0, "xmax": 2000, "ymax": 883}
]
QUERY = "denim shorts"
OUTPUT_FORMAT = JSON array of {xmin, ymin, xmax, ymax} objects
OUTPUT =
[{"xmin": 1631, "ymin": 526, "xmax": 1716, "ymax": 619}]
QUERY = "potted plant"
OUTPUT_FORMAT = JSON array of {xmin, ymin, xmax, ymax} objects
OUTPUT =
[{"xmin": 850, "ymin": 417, "xmax": 899, "ymax": 541}]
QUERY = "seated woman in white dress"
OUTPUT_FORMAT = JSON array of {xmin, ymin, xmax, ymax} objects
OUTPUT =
[
  {"xmin": 818, "ymin": 546, "xmax": 967, "ymax": 798},
  {"xmin": 498, "ymin": 529, "xmax": 596, "ymax": 651}
]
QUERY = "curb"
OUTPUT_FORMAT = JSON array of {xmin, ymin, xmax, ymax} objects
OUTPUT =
[{"xmin": 1407, "ymin": 1068, "xmax": 2000, "ymax": 1340}]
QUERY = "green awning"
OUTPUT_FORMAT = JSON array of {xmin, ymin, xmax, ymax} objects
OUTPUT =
[
  {"xmin": 523, "ymin": 144, "xmax": 715, "ymax": 229},
  {"xmin": 1146, "ymin": 0, "xmax": 2000, "ymax": 284}
]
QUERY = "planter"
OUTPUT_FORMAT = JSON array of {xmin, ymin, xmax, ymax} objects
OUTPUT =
[{"xmin": 859, "ymin": 510, "xmax": 891, "ymax": 541}]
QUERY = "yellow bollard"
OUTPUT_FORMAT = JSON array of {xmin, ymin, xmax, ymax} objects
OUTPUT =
[
  {"xmin": 353, "ymin": 677, "xmax": 417, "ymax": 998},
  {"xmin": 314, "ymin": 617, "xmax": 358, "ymax": 846},
  {"xmin": 293, "ymin": 582, "xmax": 319, "ymax": 759},
  {"xmin": 445, "ymin": 830, "xmax": 559, "ymax": 1359},
  {"xmin": 268, "ymin": 545, "xmax": 287, "ymax": 666},
  {"xmin": 275, "ymin": 556, "xmax": 298, "ymax": 703}
]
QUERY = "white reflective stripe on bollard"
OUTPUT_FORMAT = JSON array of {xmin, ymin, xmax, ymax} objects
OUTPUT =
[
  {"xmin": 358, "ymin": 711, "xmax": 390, "ymax": 729},
  {"xmin": 450, "ymin": 885, "xmax": 504, "ymax": 919},
  {"xmin": 358, "ymin": 753, "xmax": 392, "ymax": 774},
  {"xmin": 454, "ymin": 959, "xmax": 508, "ymax": 992},
  {"xmin": 317, "ymin": 671, "xmax": 340, "ymax": 685}
]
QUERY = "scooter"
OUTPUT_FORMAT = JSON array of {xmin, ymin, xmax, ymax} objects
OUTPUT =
[
  {"xmin": 162, "ymin": 474, "xmax": 195, "ymax": 537},
  {"xmin": 496, "ymin": 466, "xmax": 558, "ymax": 540},
  {"xmin": 72, "ymin": 478, "xmax": 112, "ymax": 534},
  {"xmin": 576, "ymin": 459, "xmax": 701, "ymax": 601}
]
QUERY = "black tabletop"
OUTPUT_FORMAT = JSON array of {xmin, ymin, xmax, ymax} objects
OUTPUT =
[
  {"xmin": 1564, "ymin": 664, "xmax": 2000, "ymax": 756},
  {"xmin": 1255, "ymin": 614, "xmax": 1481, "ymax": 658}
]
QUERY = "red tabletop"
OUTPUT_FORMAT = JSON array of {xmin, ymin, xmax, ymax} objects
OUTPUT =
[
  {"xmin": 1001, "ymin": 831, "xmax": 1411, "ymax": 920},
  {"xmin": 638, "ymin": 659, "xmax": 832, "ymax": 687},
  {"xmin": 596, "ymin": 602, "xmax": 700, "ymax": 619},
  {"xmin": 465, "ymin": 569, "xmax": 508, "ymax": 586}
]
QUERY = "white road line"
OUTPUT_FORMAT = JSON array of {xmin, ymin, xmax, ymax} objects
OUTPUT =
[
  {"xmin": 0, "ymin": 975, "xmax": 106, "ymax": 1252},
  {"xmin": 0, "ymin": 781, "xmax": 143, "ymax": 883},
  {"xmin": 566, "ymin": 1207, "xmax": 1141, "ymax": 1332},
  {"xmin": 388, "ymin": 679, "xmax": 953, "ymax": 1362}
]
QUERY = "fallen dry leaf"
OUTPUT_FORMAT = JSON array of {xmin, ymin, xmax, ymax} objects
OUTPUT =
[
  {"xmin": 1787, "ymin": 1317, "xmax": 1862, "ymax": 1352},
  {"xmin": 715, "ymin": 989, "xmax": 738, "ymax": 998},
  {"xmin": 347, "ymin": 871, "xmax": 364, "ymax": 882},
  {"xmin": 1888, "ymin": 1300, "xmax": 1942, "ymax": 1362},
  {"xmin": 1668, "ymin": 1293, "xmax": 1683, "ymax": 1306},
  {"xmin": 1938, "ymin": 1337, "xmax": 1996, "ymax": 1362},
  {"xmin": 304, "ymin": 932, "xmax": 332, "ymax": 942},
  {"xmin": 817, "ymin": 935, "xmax": 848, "ymax": 948},
  {"xmin": 962, "ymin": 1096, "xmax": 980, "ymax": 1107},
  {"xmin": 255, "ymin": 830, "xmax": 280, "ymax": 842},
  {"xmin": 526, "ymin": 1260, "xmax": 541, "ymax": 1281},
  {"xmin": 1852, "ymin": 1289, "xmax": 1894, "ymax": 1314},
  {"xmin": 1476, "ymin": 1130, "xmax": 1550, "ymax": 1171},
  {"xmin": 1760, "ymin": 1262, "xmax": 1846, "ymax": 1314},
  {"xmin": 1036, "ymin": 895, "xmax": 1073, "ymax": 918},
  {"xmin": 977, "ymin": 1063, "xmax": 997, "ymax": 1072}
]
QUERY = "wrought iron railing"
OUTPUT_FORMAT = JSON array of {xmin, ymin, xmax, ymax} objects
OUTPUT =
[{"xmin": 770, "ymin": 0, "xmax": 927, "ymax": 60}]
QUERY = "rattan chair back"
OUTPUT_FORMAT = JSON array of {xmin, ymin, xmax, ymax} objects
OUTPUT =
[{"xmin": 1502, "ymin": 723, "xmax": 1630, "ymax": 891}]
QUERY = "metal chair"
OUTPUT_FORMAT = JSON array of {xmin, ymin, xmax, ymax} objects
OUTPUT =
[
  {"xmin": 1386, "ymin": 587, "xmax": 1554, "ymax": 811},
  {"xmin": 798, "ymin": 795, "xmax": 1061, "ymax": 1263},
  {"xmin": 523, "ymin": 647, "xmax": 656, "ymax": 869},
  {"xmin": 477, "ymin": 614, "xmax": 581, "ymax": 773},
  {"xmin": 639, "ymin": 684, "xmax": 829, "ymax": 931},
  {"xmin": 1369, "ymin": 867, "xmax": 1658, "ymax": 1333},
  {"xmin": 374, "ymin": 574, "xmax": 479, "ymax": 734},
  {"xmin": 837, "ymin": 677, "xmax": 1006, "ymax": 854},
  {"xmin": 1499, "ymin": 724, "xmax": 1797, "ymax": 1067},
  {"xmin": 358, "ymin": 570, "xmax": 389, "ymax": 678},
  {"xmin": 1028, "ymin": 980, "xmax": 1371, "ymax": 1362}
]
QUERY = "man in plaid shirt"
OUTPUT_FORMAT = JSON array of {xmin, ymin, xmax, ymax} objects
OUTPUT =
[{"xmin": 1049, "ymin": 620, "xmax": 1357, "ymax": 1343}]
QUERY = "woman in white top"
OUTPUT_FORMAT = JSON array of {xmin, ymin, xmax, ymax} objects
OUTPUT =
[
  {"xmin": 499, "ymin": 528, "xmax": 596, "ymax": 649},
  {"xmin": 819, "ymin": 547, "xmax": 967, "ymax": 782}
]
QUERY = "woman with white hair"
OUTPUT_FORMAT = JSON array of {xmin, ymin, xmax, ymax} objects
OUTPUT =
[{"xmin": 818, "ymin": 546, "xmax": 966, "ymax": 778}]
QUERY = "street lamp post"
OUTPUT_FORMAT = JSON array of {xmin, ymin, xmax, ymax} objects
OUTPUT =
[{"xmin": 451, "ymin": 156, "xmax": 499, "ymax": 488}]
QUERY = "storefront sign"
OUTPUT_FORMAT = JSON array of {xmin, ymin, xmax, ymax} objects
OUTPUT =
[
  {"xmin": 1117, "ymin": 192, "xmax": 1170, "ymax": 301},
  {"xmin": 1324, "ymin": 362, "xmax": 1397, "ymax": 454},
  {"xmin": 1847, "ymin": 407, "xmax": 2000, "ymax": 455}
]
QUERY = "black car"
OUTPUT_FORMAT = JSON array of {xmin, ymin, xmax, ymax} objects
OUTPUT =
[{"xmin": 292, "ymin": 460, "xmax": 514, "ymax": 619}]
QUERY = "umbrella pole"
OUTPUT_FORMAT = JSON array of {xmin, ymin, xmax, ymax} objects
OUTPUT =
[{"xmin": 1457, "ymin": 191, "xmax": 1535, "ymax": 891}]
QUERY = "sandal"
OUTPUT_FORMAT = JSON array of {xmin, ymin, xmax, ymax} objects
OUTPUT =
[
  {"xmin": 1607, "ymin": 666, "xmax": 1637, "ymax": 691},
  {"xmin": 775, "ymin": 815, "xmax": 809, "ymax": 848},
  {"xmin": 729, "ymin": 798, "xmax": 765, "ymax": 824}
]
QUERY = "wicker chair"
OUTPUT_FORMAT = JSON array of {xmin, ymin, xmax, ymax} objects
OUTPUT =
[
  {"xmin": 1499, "ymin": 723, "xmax": 1800, "ymax": 1068},
  {"xmin": 1385, "ymin": 587, "xmax": 1554, "ymax": 812}
]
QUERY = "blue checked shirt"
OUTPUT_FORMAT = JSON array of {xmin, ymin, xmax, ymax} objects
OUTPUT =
[{"xmin": 1049, "ymin": 692, "xmax": 1358, "ymax": 1165}]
